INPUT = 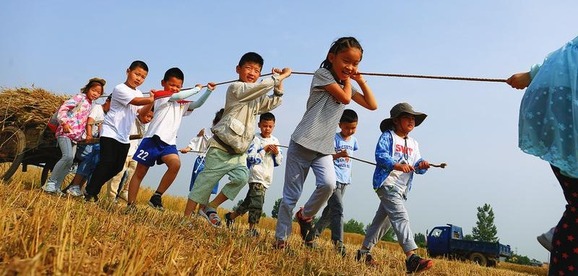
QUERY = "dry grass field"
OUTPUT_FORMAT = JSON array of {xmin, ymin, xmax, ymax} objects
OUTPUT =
[{"xmin": 0, "ymin": 169, "xmax": 547, "ymax": 275}]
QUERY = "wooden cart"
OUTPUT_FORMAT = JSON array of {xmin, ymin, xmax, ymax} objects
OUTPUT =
[{"xmin": 0, "ymin": 123, "xmax": 64, "ymax": 184}]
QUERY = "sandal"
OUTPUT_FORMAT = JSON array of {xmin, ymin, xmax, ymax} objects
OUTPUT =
[{"xmin": 199, "ymin": 207, "xmax": 221, "ymax": 227}]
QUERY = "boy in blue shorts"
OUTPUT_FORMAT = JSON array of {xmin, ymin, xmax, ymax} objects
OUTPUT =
[{"xmin": 127, "ymin": 67, "xmax": 216, "ymax": 211}]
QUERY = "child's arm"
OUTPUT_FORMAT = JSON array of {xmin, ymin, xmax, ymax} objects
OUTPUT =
[
  {"xmin": 375, "ymin": 132, "xmax": 396, "ymax": 170},
  {"xmin": 507, "ymin": 64, "xmax": 541, "ymax": 90},
  {"xmin": 129, "ymin": 90, "xmax": 155, "ymax": 106},
  {"xmin": 412, "ymin": 143, "xmax": 429, "ymax": 174},
  {"xmin": 233, "ymin": 68, "xmax": 292, "ymax": 102},
  {"xmin": 183, "ymin": 83, "xmax": 216, "ymax": 111},
  {"xmin": 506, "ymin": 72, "xmax": 531, "ymax": 89},
  {"xmin": 171, "ymin": 85, "xmax": 202, "ymax": 101},
  {"xmin": 333, "ymin": 150, "xmax": 349, "ymax": 161},
  {"xmin": 351, "ymin": 73, "xmax": 378, "ymax": 110},
  {"xmin": 85, "ymin": 117, "xmax": 96, "ymax": 141},
  {"xmin": 324, "ymin": 78, "xmax": 353, "ymax": 104},
  {"xmin": 413, "ymin": 159, "xmax": 429, "ymax": 174},
  {"xmin": 272, "ymin": 144, "xmax": 282, "ymax": 167},
  {"xmin": 135, "ymin": 90, "xmax": 155, "ymax": 123},
  {"xmin": 272, "ymin": 68, "xmax": 291, "ymax": 96},
  {"xmin": 57, "ymin": 94, "xmax": 84, "ymax": 133}
]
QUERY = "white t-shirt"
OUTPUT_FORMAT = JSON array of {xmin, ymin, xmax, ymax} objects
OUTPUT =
[
  {"xmin": 128, "ymin": 119, "xmax": 146, "ymax": 157},
  {"xmin": 247, "ymin": 134, "xmax": 283, "ymax": 189},
  {"xmin": 81, "ymin": 104, "xmax": 105, "ymax": 139},
  {"xmin": 144, "ymin": 97, "xmax": 192, "ymax": 145},
  {"xmin": 186, "ymin": 129, "xmax": 212, "ymax": 157},
  {"xmin": 101, "ymin": 83, "xmax": 143, "ymax": 144},
  {"xmin": 383, "ymin": 132, "xmax": 421, "ymax": 197}
]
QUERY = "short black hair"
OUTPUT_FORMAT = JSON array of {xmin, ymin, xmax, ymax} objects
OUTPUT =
[
  {"xmin": 163, "ymin": 67, "xmax": 184, "ymax": 82},
  {"xmin": 259, "ymin": 112, "xmax": 275, "ymax": 123},
  {"xmin": 238, "ymin": 52, "xmax": 264, "ymax": 69},
  {"xmin": 340, "ymin": 109, "xmax": 358, "ymax": 123},
  {"xmin": 129, "ymin": 60, "xmax": 148, "ymax": 72},
  {"xmin": 213, "ymin": 108, "xmax": 224, "ymax": 126}
]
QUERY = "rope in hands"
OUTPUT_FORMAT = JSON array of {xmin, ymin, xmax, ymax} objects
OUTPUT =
[
  {"xmin": 182, "ymin": 145, "xmax": 447, "ymax": 168},
  {"xmin": 178, "ymin": 71, "xmax": 506, "ymax": 91}
]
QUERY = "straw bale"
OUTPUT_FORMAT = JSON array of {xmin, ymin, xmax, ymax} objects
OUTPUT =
[{"xmin": 0, "ymin": 87, "xmax": 69, "ymax": 144}]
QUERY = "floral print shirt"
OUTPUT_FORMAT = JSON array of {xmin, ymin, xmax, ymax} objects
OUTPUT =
[{"xmin": 56, "ymin": 93, "xmax": 93, "ymax": 141}]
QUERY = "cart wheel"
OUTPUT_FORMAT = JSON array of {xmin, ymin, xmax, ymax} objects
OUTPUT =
[{"xmin": 0, "ymin": 126, "xmax": 26, "ymax": 182}]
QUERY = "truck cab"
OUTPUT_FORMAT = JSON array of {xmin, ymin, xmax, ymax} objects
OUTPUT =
[
  {"xmin": 427, "ymin": 224, "xmax": 463, "ymax": 256},
  {"xmin": 427, "ymin": 224, "xmax": 512, "ymax": 267}
]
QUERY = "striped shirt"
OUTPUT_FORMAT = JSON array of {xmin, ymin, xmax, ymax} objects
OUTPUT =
[{"xmin": 291, "ymin": 68, "xmax": 358, "ymax": 155}]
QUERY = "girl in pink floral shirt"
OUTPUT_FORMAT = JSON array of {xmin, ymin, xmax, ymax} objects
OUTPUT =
[{"xmin": 42, "ymin": 77, "xmax": 105, "ymax": 194}]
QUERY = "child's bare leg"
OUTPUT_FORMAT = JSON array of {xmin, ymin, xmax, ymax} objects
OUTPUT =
[
  {"xmin": 156, "ymin": 154, "xmax": 180, "ymax": 193},
  {"xmin": 184, "ymin": 199, "xmax": 198, "ymax": 217},
  {"xmin": 208, "ymin": 192, "xmax": 228, "ymax": 209},
  {"xmin": 128, "ymin": 163, "xmax": 149, "ymax": 204}
]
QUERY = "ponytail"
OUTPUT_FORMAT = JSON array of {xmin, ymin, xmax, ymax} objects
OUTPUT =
[{"xmin": 319, "ymin": 37, "xmax": 364, "ymax": 70}]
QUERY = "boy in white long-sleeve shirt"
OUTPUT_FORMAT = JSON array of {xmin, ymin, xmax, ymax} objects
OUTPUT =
[{"xmin": 224, "ymin": 112, "xmax": 282, "ymax": 236}]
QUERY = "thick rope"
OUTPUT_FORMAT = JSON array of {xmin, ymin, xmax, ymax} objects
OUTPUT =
[
  {"xmin": 291, "ymin": 71, "xmax": 506, "ymax": 83},
  {"xmin": 178, "ymin": 71, "xmax": 505, "ymax": 91}
]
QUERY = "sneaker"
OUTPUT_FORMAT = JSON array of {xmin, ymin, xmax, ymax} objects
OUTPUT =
[
  {"xmin": 124, "ymin": 204, "xmax": 137, "ymax": 215},
  {"xmin": 67, "ymin": 185, "xmax": 83, "ymax": 197},
  {"xmin": 246, "ymin": 228, "xmax": 260, "ymax": 237},
  {"xmin": 148, "ymin": 194, "xmax": 164, "ymax": 211},
  {"xmin": 356, "ymin": 249, "xmax": 378, "ymax": 266},
  {"xmin": 42, "ymin": 181, "xmax": 58, "ymax": 193},
  {"xmin": 84, "ymin": 194, "xmax": 98, "ymax": 203},
  {"xmin": 199, "ymin": 207, "xmax": 221, "ymax": 227},
  {"xmin": 273, "ymin": 239, "xmax": 287, "ymax": 250},
  {"xmin": 304, "ymin": 240, "xmax": 317, "ymax": 249},
  {"xmin": 224, "ymin": 212, "xmax": 234, "ymax": 228},
  {"xmin": 295, "ymin": 207, "xmax": 313, "ymax": 240},
  {"xmin": 537, "ymin": 227, "xmax": 554, "ymax": 252},
  {"xmin": 304, "ymin": 227, "xmax": 317, "ymax": 243},
  {"xmin": 334, "ymin": 240, "xmax": 347, "ymax": 257},
  {"xmin": 69, "ymin": 164, "xmax": 78, "ymax": 174},
  {"xmin": 405, "ymin": 254, "xmax": 433, "ymax": 273}
]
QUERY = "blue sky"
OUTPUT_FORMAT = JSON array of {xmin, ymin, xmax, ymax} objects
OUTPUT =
[{"xmin": 2, "ymin": 1, "xmax": 577, "ymax": 262}]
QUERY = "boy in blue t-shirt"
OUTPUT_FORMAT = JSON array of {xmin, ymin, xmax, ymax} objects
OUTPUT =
[{"xmin": 305, "ymin": 109, "xmax": 358, "ymax": 256}]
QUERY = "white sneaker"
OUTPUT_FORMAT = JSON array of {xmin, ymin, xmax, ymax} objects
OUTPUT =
[
  {"xmin": 42, "ymin": 182, "xmax": 57, "ymax": 193},
  {"xmin": 537, "ymin": 227, "xmax": 555, "ymax": 252},
  {"xmin": 67, "ymin": 185, "xmax": 83, "ymax": 197}
]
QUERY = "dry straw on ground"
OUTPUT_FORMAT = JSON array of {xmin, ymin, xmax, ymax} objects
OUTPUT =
[{"xmin": 0, "ymin": 169, "xmax": 548, "ymax": 275}]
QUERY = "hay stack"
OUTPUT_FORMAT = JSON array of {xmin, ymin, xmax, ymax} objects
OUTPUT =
[
  {"xmin": 0, "ymin": 87, "xmax": 69, "ymax": 147},
  {"xmin": 0, "ymin": 87, "xmax": 68, "ymax": 127}
]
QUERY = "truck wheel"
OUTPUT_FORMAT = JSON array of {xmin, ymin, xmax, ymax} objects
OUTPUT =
[
  {"xmin": 487, "ymin": 259, "xmax": 497, "ymax": 267},
  {"xmin": 469, "ymin": 253, "xmax": 488, "ymax": 266}
]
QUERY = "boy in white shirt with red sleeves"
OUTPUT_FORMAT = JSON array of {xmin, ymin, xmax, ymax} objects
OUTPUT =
[{"xmin": 127, "ymin": 67, "xmax": 216, "ymax": 211}]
